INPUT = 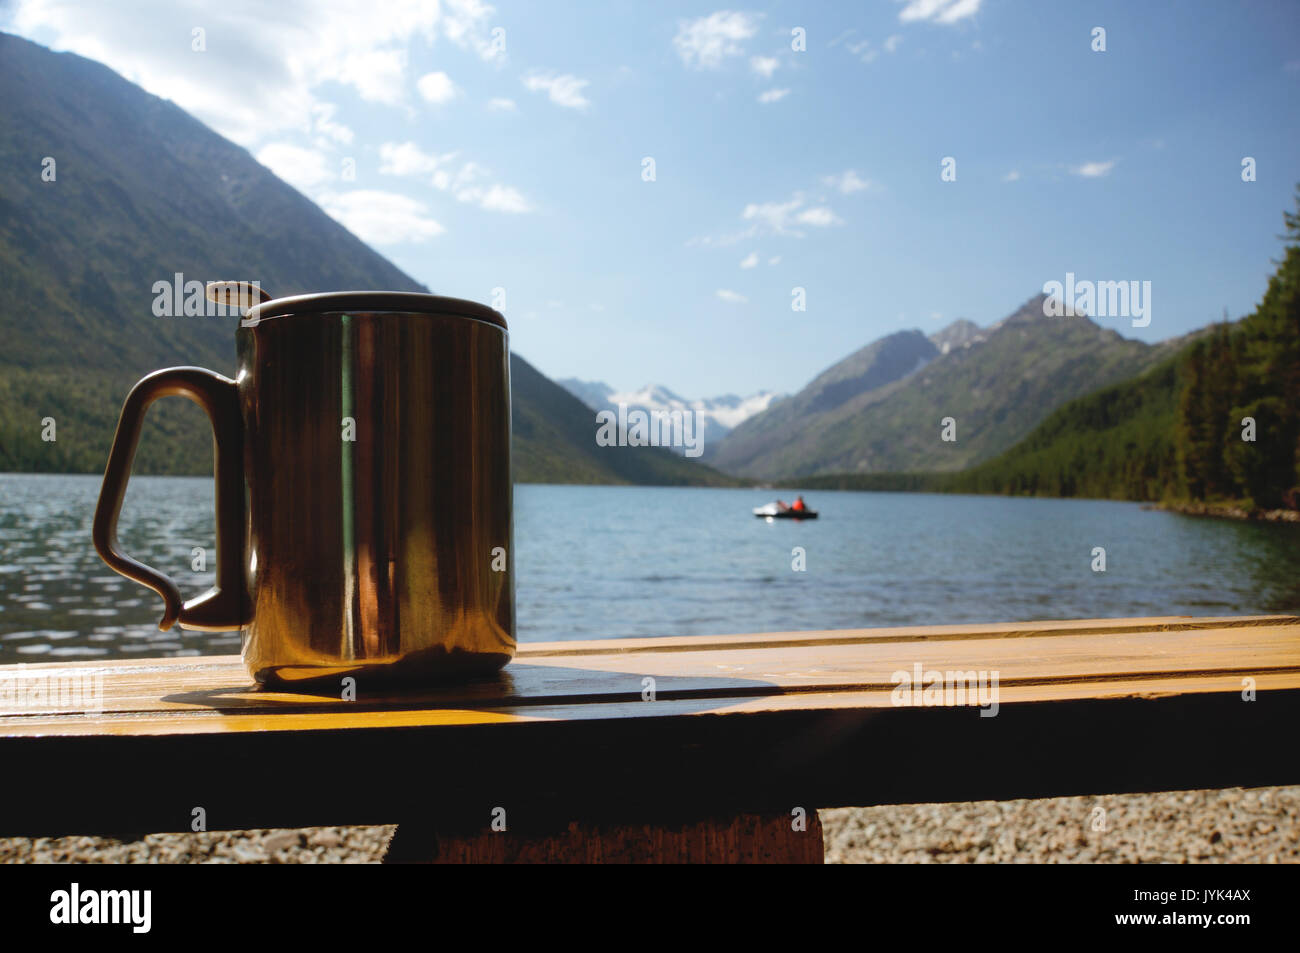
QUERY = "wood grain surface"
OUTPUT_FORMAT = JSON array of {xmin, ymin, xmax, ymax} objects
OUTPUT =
[{"xmin": 1, "ymin": 615, "xmax": 1296, "ymax": 836}]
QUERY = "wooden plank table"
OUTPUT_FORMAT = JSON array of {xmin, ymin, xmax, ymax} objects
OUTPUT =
[{"xmin": 2, "ymin": 614, "xmax": 1299, "ymax": 862}]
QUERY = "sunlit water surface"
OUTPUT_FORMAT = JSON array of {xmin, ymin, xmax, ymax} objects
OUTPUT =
[{"xmin": 4, "ymin": 474, "xmax": 1300, "ymax": 662}]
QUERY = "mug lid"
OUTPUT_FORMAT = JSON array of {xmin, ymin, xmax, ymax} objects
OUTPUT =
[{"xmin": 244, "ymin": 291, "xmax": 507, "ymax": 330}]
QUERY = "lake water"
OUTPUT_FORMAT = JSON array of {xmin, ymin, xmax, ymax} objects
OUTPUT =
[{"xmin": 3, "ymin": 473, "xmax": 1300, "ymax": 663}]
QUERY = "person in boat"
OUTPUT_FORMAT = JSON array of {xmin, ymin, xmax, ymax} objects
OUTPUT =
[
  {"xmin": 791, "ymin": 495, "xmax": 808, "ymax": 513},
  {"xmin": 775, "ymin": 499, "xmax": 790, "ymax": 512}
]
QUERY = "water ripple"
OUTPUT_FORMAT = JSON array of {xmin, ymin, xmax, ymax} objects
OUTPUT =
[{"xmin": 4, "ymin": 476, "xmax": 1300, "ymax": 661}]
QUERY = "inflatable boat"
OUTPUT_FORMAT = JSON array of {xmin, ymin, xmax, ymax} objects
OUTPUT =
[{"xmin": 753, "ymin": 502, "xmax": 819, "ymax": 520}]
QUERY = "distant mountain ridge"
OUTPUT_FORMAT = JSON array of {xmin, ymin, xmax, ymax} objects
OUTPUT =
[
  {"xmin": 712, "ymin": 295, "xmax": 1189, "ymax": 479},
  {"xmin": 941, "ymin": 199, "xmax": 1300, "ymax": 507},
  {"xmin": 707, "ymin": 329, "xmax": 938, "ymax": 475},
  {"xmin": 557, "ymin": 379, "xmax": 782, "ymax": 457},
  {"xmin": 0, "ymin": 31, "xmax": 733, "ymax": 486},
  {"xmin": 930, "ymin": 318, "xmax": 986, "ymax": 354}
]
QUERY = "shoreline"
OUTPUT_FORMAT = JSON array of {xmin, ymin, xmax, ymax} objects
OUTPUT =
[{"xmin": 1147, "ymin": 501, "xmax": 1300, "ymax": 523}]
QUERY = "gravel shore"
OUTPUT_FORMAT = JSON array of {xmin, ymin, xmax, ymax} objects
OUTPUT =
[
  {"xmin": 3, "ymin": 785, "xmax": 1295, "ymax": 863},
  {"xmin": 822, "ymin": 785, "xmax": 1299, "ymax": 863}
]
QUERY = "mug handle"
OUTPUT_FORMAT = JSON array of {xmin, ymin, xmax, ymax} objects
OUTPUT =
[{"xmin": 93, "ymin": 366, "xmax": 247, "ymax": 632}]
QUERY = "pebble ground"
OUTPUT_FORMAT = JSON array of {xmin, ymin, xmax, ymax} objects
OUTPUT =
[{"xmin": 3, "ymin": 786, "xmax": 1295, "ymax": 863}]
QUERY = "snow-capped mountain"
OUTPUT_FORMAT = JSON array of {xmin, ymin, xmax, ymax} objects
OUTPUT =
[
  {"xmin": 557, "ymin": 379, "xmax": 784, "ymax": 456},
  {"xmin": 929, "ymin": 318, "xmax": 987, "ymax": 355}
]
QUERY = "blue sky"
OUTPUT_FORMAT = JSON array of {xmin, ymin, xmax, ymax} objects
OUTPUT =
[{"xmin": 6, "ymin": 0, "xmax": 1300, "ymax": 396}]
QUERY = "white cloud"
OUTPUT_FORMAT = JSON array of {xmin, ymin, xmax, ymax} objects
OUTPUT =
[
  {"xmin": 742, "ymin": 195, "xmax": 841, "ymax": 235},
  {"xmin": 750, "ymin": 55, "xmax": 779, "ymax": 78},
  {"xmin": 442, "ymin": 0, "xmax": 505, "ymax": 63},
  {"xmin": 823, "ymin": 169, "xmax": 872, "ymax": 194},
  {"xmin": 522, "ymin": 72, "xmax": 590, "ymax": 109},
  {"xmin": 256, "ymin": 143, "xmax": 335, "ymax": 191},
  {"xmin": 1073, "ymin": 160, "xmax": 1116, "ymax": 178},
  {"xmin": 849, "ymin": 40, "xmax": 879, "ymax": 64},
  {"xmin": 757, "ymin": 88, "xmax": 790, "ymax": 104},
  {"xmin": 416, "ymin": 71, "xmax": 458, "ymax": 104},
  {"xmin": 336, "ymin": 47, "xmax": 408, "ymax": 104},
  {"xmin": 898, "ymin": 0, "xmax": 982, "ymax": 24},
  {"xmin": 471, "ymin": 183, "xmax": 532, "ymax": 213},
  {"xmin": 845, "ymin": 33, "xmax": 902, "ymax": 64},
  {"xmin": 487, "ymin": 97, "xmax": 517, "ymax": 111},
  {"xmin": 673, "ymin": 11, "xmax": 759, "ymax": 69},
  {"xmin": 7, "ymin": 0, "xmax": 504, "ymax": 146},
  {"xmin": 691, "ymin": 190, "xmax": 843, "ymax": 245},
  {"xmin": 716, "ymin": 289, "xmax": 748, "ymax": 304},
  {"xmin": 319, "ymin": 190, "xmax": 445, "ymax": 244},
  {"xmin": 767, "ymin": 255, "xmax": 781, "ymax": 265},
  {"xmin": 739, "ymin": 251, "xmax": 759, "ymax": 269},
  {"xmin": 379, "ymin": 141, "xmax": 457, "ymax": 177},
  {"xmin": 311, "ymin": 102, "xmax": 353, "ymax": 145},
  {"xmin": 795, "ymin": 207, "xmax": 842, "ymax": 227},
  {"xmin": 1002, "ymin": 169, "xmax": 1021, "ymax": 182},
  {"xmin": 742, "ymin": 197, "xmax": 803, "ymax": 234},
  {"xmin": 379, "ymin": 141, "xmax": 532, "ymax": 213}
]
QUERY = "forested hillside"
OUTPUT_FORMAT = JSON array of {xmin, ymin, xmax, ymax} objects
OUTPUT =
[
  {"xmin": 0, "ymin": 32, "xmax": 734, "ymax": 486},
  {"xmin": 714, "ymin": 297, "xmax": 1183, "ymax": 479},
  {"xmin": 799, "ymin": 191, "xmax": 1300, "ymax": 510}
]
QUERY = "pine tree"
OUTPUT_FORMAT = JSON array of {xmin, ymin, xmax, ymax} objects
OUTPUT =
[{"xmin": 1177, "ymin": 341, "xmax": 1211, "ymax": 498}]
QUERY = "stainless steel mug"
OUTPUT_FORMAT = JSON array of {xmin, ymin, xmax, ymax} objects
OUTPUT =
[{"xmin": 93, "ymin": 291, "xmax": 515, "ymax": 685}]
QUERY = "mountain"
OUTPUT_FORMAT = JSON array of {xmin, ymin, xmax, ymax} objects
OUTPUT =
[
  {"xmin": 712, "ymin": 295, "xmax": 1187, "ymax": 479},
  {"xmin": 557, "ymin": 379, "xmax": 782, "ymax": 457},
  {"xmin": 558, "ymin": 379, "xmax": 620, "ymax": 413},
  {"xmin": 515, "ymin": 366, "xmax": 738, "ymax": 484},
  {"xmin": 796, "ymin": 353, "xmax": 1187, "ymax": 501},
  {"xmin": 710, "ymin": 329, "xmax": 937, "ymax": 475},
  {"xmin": 0, "ymin": 32, "xmax": 732, "ymax": 486},
  {"xmin": 929, "ymin": 319, "xmax": 986, "ymax": 354},
  {"xmin": 942, "ymin": 353, "xmax": 1186, "ymax": 501},
  {"xmin": 938, "ymin": 198, "xmax": 1300, "ymax": 506}
]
